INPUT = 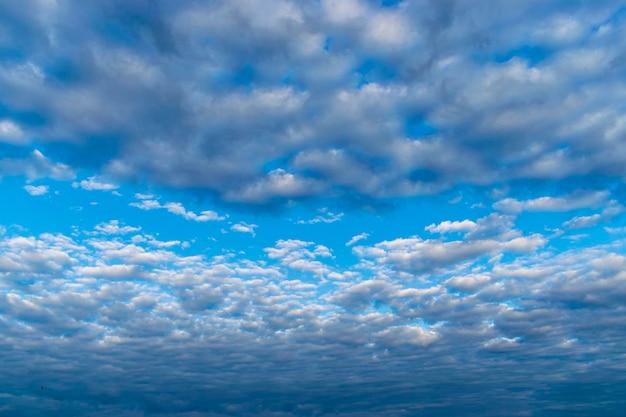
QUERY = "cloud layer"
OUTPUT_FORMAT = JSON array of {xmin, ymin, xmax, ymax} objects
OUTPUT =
[
  {"xmin": 1, "ymin": 213, "xmax": 626, "ymax": 416},
  {"xmin": 1, "ymin": 0, "xmax": 625, "ymax": 202}
]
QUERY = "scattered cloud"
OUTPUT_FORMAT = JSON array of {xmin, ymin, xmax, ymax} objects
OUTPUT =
[
  {"xmin": 23, "ymin": 184, "xmax": 49, "ymax": 196},
  {"xmin": 296, "ymin": 207, "xmax": 344, "ymax": 224},
  {"xmin": 346, "ymin": 232, "xmax": 369, "ymax": 246},
  {"xmin": 230, "ymin": 222, "xmax": 258, "ymax": 237},
  {"xmin": 494, "ymin": 191, "xmax": 608, "ymax": 214},
  {"xmin": 425, "ymin": 220, "xmax": 478, "ymax": 234},
  {"xmin": 93, "ymin": 220, "xmax": 141, "ymax": 235},
  {"xmin": 130, "ymin": 196, "xmax": 226, "ymax": 222},
  {"xmin": 0, "ymin": 120, "xmax": 26, "ymax": 145},
  {"xmin": 0, "ymin": 150, "xmax": 75, "ymax": 181},
  {"xmin": 72, "ymin": 176, "xmax": 119, "ymax": 191}
]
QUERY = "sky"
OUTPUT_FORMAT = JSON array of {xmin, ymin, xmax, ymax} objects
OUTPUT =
[{"xmin": 1, "ymin": 0, "xmax": 626, "ymax": 416}]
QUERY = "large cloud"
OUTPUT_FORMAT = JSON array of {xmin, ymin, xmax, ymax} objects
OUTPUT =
[
  {"xmin": 1, "ymin": 0, "xmax": 625, "ymax": 203},
  {"xmin": 1, "ymin": 216, "xmax": 625, "ymax": 415}
]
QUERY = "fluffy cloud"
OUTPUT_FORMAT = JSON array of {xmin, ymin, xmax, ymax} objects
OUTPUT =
[
  {"xmin": 230, "ymin": 222, "xmax": 258, "ymax": 237},
  {"xmin": 0, "ymin": 217, "xmax": 625, "ymax": 415},
  {"xmin": 72, "ymin": 176, "xmax": 118, "ymax": 191},
  {"xmin": 130, "ymin": 196, "xmax": 226, "ymax": 222},
  {"xmin": 1, "ymin": 0, "xmax": 624, "ymax": 204},
  {"xmin": 354, "ymin": 214, "xmax": 545, "ymax": 275},
  {"xmin": 425, "ymin": 219, "xmax": 478, "ymax": 234},
  {"xmin": 23, "ymin": 184, "xmax": 49, "ymax": 196},
  {"xmin": 0, "ymin": 119, "xmax": 26, "ymax": 145}
]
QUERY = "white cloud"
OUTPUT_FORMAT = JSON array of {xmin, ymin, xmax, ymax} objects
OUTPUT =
[
  {"xmin": 0, "ymin": 120, "xmax": 26, "ymax": 145},
  {"xmin": 72, "ymin": 176, "xmax": 118, "ymax": 191},
  {"xmin": 493, "ymin": 191, "xmax": 608, "ymax": 214},
  {"xmin": 226, "ymin": 169, "xmax": 322, "ymax": 203},
  {"xmin": 130, "ymin": 199, "xmax": 161, "ymax": 211},
  {"xmin": 93, "ymin": 220, "xmax": 141, "ymax": 235},
  {"xmin": 425, "ymin": 220, "xmax": 477, "ymax": 234},
  {"xmin": 23, "ymin": 184, "xmax": 49, "ymax": 196},
  {"xmin": 163, "ymin": 202, "xmax": 225, "ymax": 222},
  {"xmin": 346, "ymin": 232, "xmax": 369, "ymax": 246},
  {"xmin": 130, "ymin": 197, "xmax": 226, "ymax": 222},
  {"xmin": 296, "ymin": 208, "xmax": 344, "ymax": 224},
  {"xmin": 230, "ymin": 222, "xmax": 257, "ymax": 237},
  {"xmin": 563, "ymin": 201, "xmax": 625, "ymax": 230}
]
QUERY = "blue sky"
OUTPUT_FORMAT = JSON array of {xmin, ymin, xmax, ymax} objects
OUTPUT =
[{"xmin": 1, "ymin": 1, "xmax": 626, "ymax": 416}]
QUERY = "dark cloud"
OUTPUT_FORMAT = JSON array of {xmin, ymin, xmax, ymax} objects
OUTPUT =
[{"xmin": 0, "ymin": 0, "xmax": 624, "ymax": 204}]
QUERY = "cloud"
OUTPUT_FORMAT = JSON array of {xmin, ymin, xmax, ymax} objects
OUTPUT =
[
  {"xmin": 0, "ymin": 1, "xmax": 623, "ymax": 205},
  {"xmin": 93, "ymin": 220, "xmax": 141, "ymax": 235},
  {"xmin": 493, "ymin": 191, "xmax": 609, "ymax": 214},
  {"xmin": 346, "ymin": 232, "xmax": 369, "ymax": 246},
  {"xmin": 3, "ymin": 1, "xmax": 626, "ymax": 415},
  {"xmin": 23, "ymin": 184, "xmax": 49, "ymax": 196},
  {"xmin": 0, "ymin": 119, "xmax": 26, "ymax": 145},
  {"xmin": 130, "ymin": 197, "xmax": 226, "ymax": 222},
  {"xmin": 0, "ymin": 150, "xmax": 75, "ymax": 181},
  {"xmin": 230, "ymin": 222, "xmax": 258, "ymax": 237},
  {"xmin": 163, "ymin": 202, "xmax": 225, "ymax": 222},
  {"xmin": 353, "ymin": 214, "xmax": 545, "ymax": 274},
  {"xmin": 562, "ymin": 200, "xmax": 625, "ymax": 229},
  {"xmin": 72, "ymin": 176, "xmax": 118, "ymax": 191},
  {"xmin": 425, "ymin": 219, "xmax": 478, "ymax": 234},
  {"xmin": 296, "ymin": 207, "xmax": 344, "ymax": 224},
  {"xmin": 0, "ymin": 216, "xmax": 625, "ymax": 415}
]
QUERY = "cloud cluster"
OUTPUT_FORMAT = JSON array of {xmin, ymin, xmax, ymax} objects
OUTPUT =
[
  {"xmin": 130, "ymin": 193, "xmax": 226, "ymax": 222},
  {"xmin": 1, "ymin": 212, "xmax": 625, "ymax": 415},
  {"xmin": 1, "ymin": 0, "xmax": 625, "ymax": 203}
]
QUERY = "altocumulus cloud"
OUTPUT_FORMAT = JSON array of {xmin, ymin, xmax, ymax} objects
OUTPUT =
[
  {"xmin": 0, "ymin": 216, "xmax": 625, "ymax": 416},
  {"xmin": 1, "ymin": 1, "xmax": 626, "ymax": 416},
  {"xmin": 0, "ymin": 0, "xmax": 625, "ymax": 202}
]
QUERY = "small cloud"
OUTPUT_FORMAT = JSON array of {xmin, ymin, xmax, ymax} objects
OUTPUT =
[
  {"xmin": 23, "ymin": 184, "xmax": 49, "ymax": 196},
  {"xmin": 163, "ymin": 202, "xmax": 225, "ymax": 222},
  {"xmin": 130, "ymin": 199, "xmax": 162, "ymax": 211},
  {"xmin": 130, "ymin": 197, "xmax": 226, "ymax": 222},
  {"xmin": 72, "ymin": 176, "xmax": 119, "ymax": 191},
  {"xmin": 135, "ymin": 193, "xmax": 155, "ymax": 200},
  {"xmin": 346, "ymin": 232, "xmax": 369, "ymax": 246},
  {"xmin": 297, "ymin": 207, "xmax": 344, "ymax": 224},
  {"xmin": 93, "ymin": 220, "xmax": 141, "ymax": 235},
  {"xmin": 563, "ymin": 201, "xmax": 625, "ymax": 230},
  {"xmin": 563, "ymin": 214, "xmax": 602, "ymax": 230},
  {"xmin": 425, "ymin": 220, "xmax": 477, "ymax": 234},
  {"xmin": 494, "ymin": 191, "xmax": 608, "ymax": 214},
  {"xmin": 448, "ymin": 195, "xmax": 463, "ymax": 204},
  {"xmin": 0, "ymin": 120, "xmax": 26, "ymax": 145},
  {"xmin": 231, "ymin": 222, "xmax": 258, "ymax": 237}
]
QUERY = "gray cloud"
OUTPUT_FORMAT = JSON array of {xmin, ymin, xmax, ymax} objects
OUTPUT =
[{"xmin": 0, "ymin": 0, "xmax": 624, "ymax": 203}]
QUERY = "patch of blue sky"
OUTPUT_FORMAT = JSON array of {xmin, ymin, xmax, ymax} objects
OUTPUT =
[
  {"xmin": 0, "ymin": 46, "xmax": 25, "ymax": 62},
  {"xmin": 405, "ymin": 115, "xmax": 437, "ymax": 139},
  {"xmin": 494, "ymin": 45, "xmax": 551, "ymax": 66},
  {"xmin": 0, "ymin": 101, "xmax": 48, "ymax": 128},
  {"xmin": 380, "ymin": 0, "xmax": 404, "ymax": 7},
  {"xmin": 42, "ymin": 58, "xmax": 83, "ymax": 85},
  {"xmin": 355, "ymin": 58, "xmax": 397, "ymax": 87}
]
